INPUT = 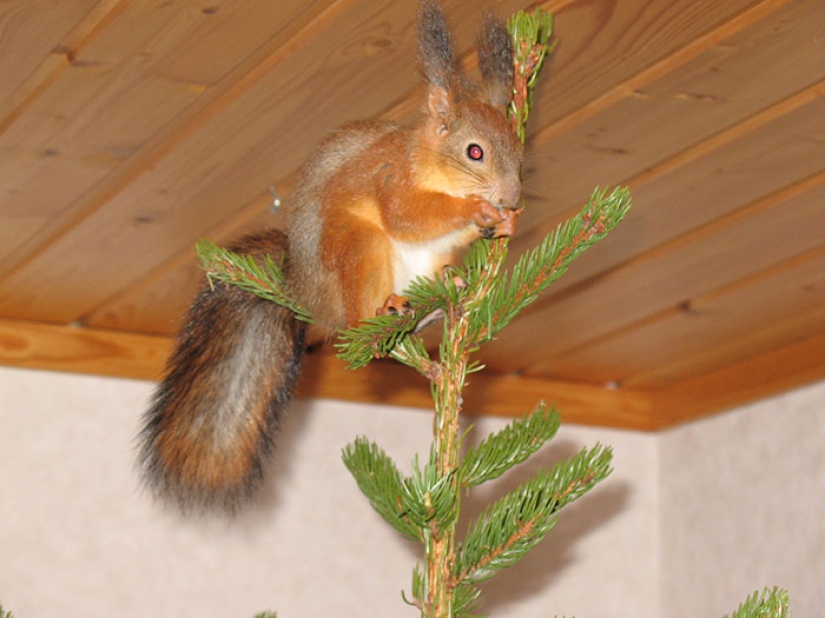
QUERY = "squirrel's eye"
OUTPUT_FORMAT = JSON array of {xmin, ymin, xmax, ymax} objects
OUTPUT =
[{"xmin": 466, "ymin": 143, "xmax": 484, "ymax": 161}]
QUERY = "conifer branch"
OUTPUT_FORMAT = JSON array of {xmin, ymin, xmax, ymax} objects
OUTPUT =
[
  {"xmin": 390, "ymin": 336, "xmax": 441, "ymax": 382},
  {"xmin": 724, "ymin": 587, "xmax": 790, "ymax": 618},
  {"xmin": 476, "ymin": 185, "xmax": 631, "ymax": 342},
  {"xmin": 195, "ymin": 239, "xmax": 312, "ymax": 323},
  {"xmin": 341, "ymin": 437, "xmax": 423, "ymax": 541},
  {"xmin": 460, "ymin": 404, "xmax": 560, "ymax": 489},
  {"xmin": 509, "ymin": 8, "xmax": 556, "ymax": 142},
  {"xmin": 336, "ymin": 313, "xmax": 420, "ymax": 370},
  {"xmin": 455, "ymin": 444, "xmax": 612, "ymax": 585}
]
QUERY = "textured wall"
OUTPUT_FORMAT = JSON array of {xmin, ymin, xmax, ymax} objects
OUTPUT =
[
  {"xmin": 0, "ymin": 366, "xmax": 658, "ymax": 617},
  {"xmin": 660, "ymin": 380, "xmax": 825, "ymax": 617},
  {"xmin": 6, "ymin": 367, "xmax": 823, "ymax": 616}
]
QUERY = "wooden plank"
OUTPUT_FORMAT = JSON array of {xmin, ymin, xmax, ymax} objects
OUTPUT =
[
  {"xmin": 0, "ymin": 0, "xmax": 342, "ymax": 275},
  {"xmin": 0, "ymin": 0, "xmax": 120, "ymax": 125},
  {"xmin": 0, "ymin": 318, "xmax": 654, "ymax": 430},
  {"xmin": 525, "ymin": 172, "xmax": 825, "ymax": 376},
  {"xmin": 514, "ymin": 0, "xmax": 825, "ymax": 260},
  {"xmin": 650, "ymin": 329, "xmax": 825, "ymax": 429},
  {"xmin": 640, "ymin": 306, "xmax": 825, "ymax": 395},
  {"xmin": 0, "ymin": 318, "xmax": 171, "ymax": 381},
  {"xmin": 538, "ymin": 239, "xmax": 825, "ymax": 386},
  {"xmin": 482, "ymin": 94, "xmax": 825, "ymax": 373},
  {"xmin": 0, "ymin": 0, "xmax": 530, "ymax": 324},
  {"xmin": 78, "ymin": 0, "xmax": 807, "ymax": 335},
  {"xmin": 84, "ymin": 193, "xmax": 281, "ymax": 334},
  {"xmin": 524, "ymin": 0, "xmax": 769, "ymax": 134}
]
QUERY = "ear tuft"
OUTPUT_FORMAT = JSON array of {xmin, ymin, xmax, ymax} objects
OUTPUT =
[
  {"xmin": 418, "ymin": 0, "xmax": 456, "ymax": 90},
  {"xmin": 477, "ymin": 14, "xmax": 514, "ymax": 109}
]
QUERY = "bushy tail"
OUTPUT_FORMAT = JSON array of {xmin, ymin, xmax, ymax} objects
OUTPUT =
[{"xmin": 138, "ymin": 230, "xmax": 305, "ymax": 515}]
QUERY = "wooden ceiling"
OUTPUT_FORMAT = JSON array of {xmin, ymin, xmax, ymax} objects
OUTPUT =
[{"xmin": 1, "ymin": 0, "xmax": 824, "ymax": 431}]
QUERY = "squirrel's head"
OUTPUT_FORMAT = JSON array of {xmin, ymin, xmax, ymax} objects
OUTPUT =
[{"xmin": 416, "ymin": 1, "xmax": 523, "ymax": 210}]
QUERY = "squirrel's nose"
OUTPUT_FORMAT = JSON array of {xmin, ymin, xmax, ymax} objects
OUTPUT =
[{"xmin": 498, "ymin": 178, "xmax": 521, "ymax": 209}]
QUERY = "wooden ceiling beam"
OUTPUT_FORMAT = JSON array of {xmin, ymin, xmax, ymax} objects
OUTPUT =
[
  {"xmin": 0, "ymin": 317, "xmax": 170, "ymax": 381},
  {"xmin": 2, "ymin": 313, "xmax": 820, "ymax": 433},
  {"xmin": 650, "ymin": 329, "xmax": 825, "ymax": 429},
  {"xmin": 0, "ymin": 317, "xmax": 654, "ymax": 431}
]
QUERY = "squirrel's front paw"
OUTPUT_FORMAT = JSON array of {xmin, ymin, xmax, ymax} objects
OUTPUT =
[
  {"xmin": 472, "ymin": 197, "xmax": 505, "ymax": 229},
  {"xmin": 377, "ymin": 294, "xmax": 414, "ymax": 318},
  {"xmin": 478, "ymin": 204, "xmax": 521, "ymax": 239},
  {"xmin": 490, "ymin": 206, "xmax": 521, "ymax": 238}
]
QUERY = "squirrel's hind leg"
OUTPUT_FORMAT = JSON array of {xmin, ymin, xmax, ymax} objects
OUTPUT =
[{"xmin": 322, "ymin": 211, "xmax": 398, "ymax": 327}]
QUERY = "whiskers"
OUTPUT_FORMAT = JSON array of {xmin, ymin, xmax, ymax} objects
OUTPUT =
[{"xmin": 419, "ymin": 144, "xmax": 492, "ymax": 194}]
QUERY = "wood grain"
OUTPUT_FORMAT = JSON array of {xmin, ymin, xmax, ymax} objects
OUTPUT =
[
  {"xmin": 484, "ymin": 93, "xmax": 825, "ymax": 373},
  {"xmin": 0, "ymin": 318, "xmax": 170, "ymax": 381},
  {"xmin": 0, "ymin": 318, "xmax": 654, "ymax": 430},
  {"xmin": 651, "ymin": 329, "xmax": 825, "ymax": 429},
  {"xmin": 0, "ymin": 0, "xmax": 126, "ymax": 131},
  {"xmin": 525, "ymin": 172, "xmax": 825, "ymax": 379},
  {"xmin": 0, "ymin": 0, "xmax": 824, "ymax": 430},
  {"xmin": 0, "ymin": 0, "xmax": 345, "ymax": 278},
  {"xmin": 546, "ymin": 240, "xmax": 825, "ymax": 387}
]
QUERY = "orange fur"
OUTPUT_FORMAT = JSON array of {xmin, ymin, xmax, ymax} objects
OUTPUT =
[{"xmin": 138, "ymin": 1, "xmax": 522, "ymax": 514}]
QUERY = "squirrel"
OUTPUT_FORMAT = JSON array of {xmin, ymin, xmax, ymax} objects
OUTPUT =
[{"xmin": 138, "ymin": 0, "xmax": 524, "ymax": 515}]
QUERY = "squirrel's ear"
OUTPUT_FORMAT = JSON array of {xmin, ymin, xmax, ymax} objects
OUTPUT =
[
  {"xmin": 477, "ymin": 14, "xmax": 514, "ymax": 110},
  {"xmin": 418, "ymin": 1, "xmax": 456, "ymax": 92},
  {"xmin": 426, "ymin": 84, "xmax": 454, "ymax": 135}
]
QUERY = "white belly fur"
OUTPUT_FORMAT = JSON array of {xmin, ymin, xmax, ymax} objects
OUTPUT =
[{"xmin": 391, "ymin": 230, "xmax": 468, "ymax": 294}]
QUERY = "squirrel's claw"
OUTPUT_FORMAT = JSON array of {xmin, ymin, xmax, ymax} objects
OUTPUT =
[{"xmin": 378, "ymin": 293, "xmax": 415, "ymax": 318}]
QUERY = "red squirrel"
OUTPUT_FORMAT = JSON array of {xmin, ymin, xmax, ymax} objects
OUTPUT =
[{"xmin": 138, "ymin": 1, "xmax": 524, "ymax": 514}]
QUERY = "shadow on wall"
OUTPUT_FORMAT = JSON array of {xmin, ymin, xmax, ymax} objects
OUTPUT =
[{"xmin": 458, "ymin": 437, "xmax": 631, "ymax": 613}]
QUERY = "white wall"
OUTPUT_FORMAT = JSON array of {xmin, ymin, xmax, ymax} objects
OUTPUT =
[
  {"xmin": 0, "ymin": 365, "xmax": 821, "ymax": 617},
  {"xmin": 660, "ymin": 380, "xmax": 825, "ymax": 617}
]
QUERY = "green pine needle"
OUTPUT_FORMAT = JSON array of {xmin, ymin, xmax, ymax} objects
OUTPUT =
[
  {"xmin": 475, "ymin": 186, "xmax": 631, "ymax": 342},
  {"xmin": 342, "ymin": 439, "xmax": 460, "ymax": 540},
  {"xmin": 456, "ymin": 444, "xmax": 613, "ymax": 585},
  {"xmin": 724, "ymin": 588, "xmax": 790, "ymax": 618},
  {"xmin": 452, "ymin": 582, "xmax": 484, "ymax": 617},
  {"xmin": 461, "ymin": 404, "xmax": 561, "ymax": 488},
  {"xmin": 407, "ymin": 564, "xmax": 425, "ymax": 608},
  {"xmin": 336, "ymin": 312, "xmax": 420, "ymax": 370},
  {"xmin": 401, "ymin": 450, "xmax": 459, "ymax": 530},
  {"xmin": 195, "ymin": 239, "xmax": 312, "ymax": 323},
  {"xmin": 341, "ymin": 437, "xmax": 422, "ymax": 541},
  {"xmin": 389, "ymin": 334, "xmax": 434, "ymax": 375}
]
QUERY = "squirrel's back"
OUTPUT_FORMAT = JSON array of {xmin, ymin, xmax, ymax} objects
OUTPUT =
[{"xmin": 286, "ymin": 121, "xmax": 398, "ymax": 328}]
